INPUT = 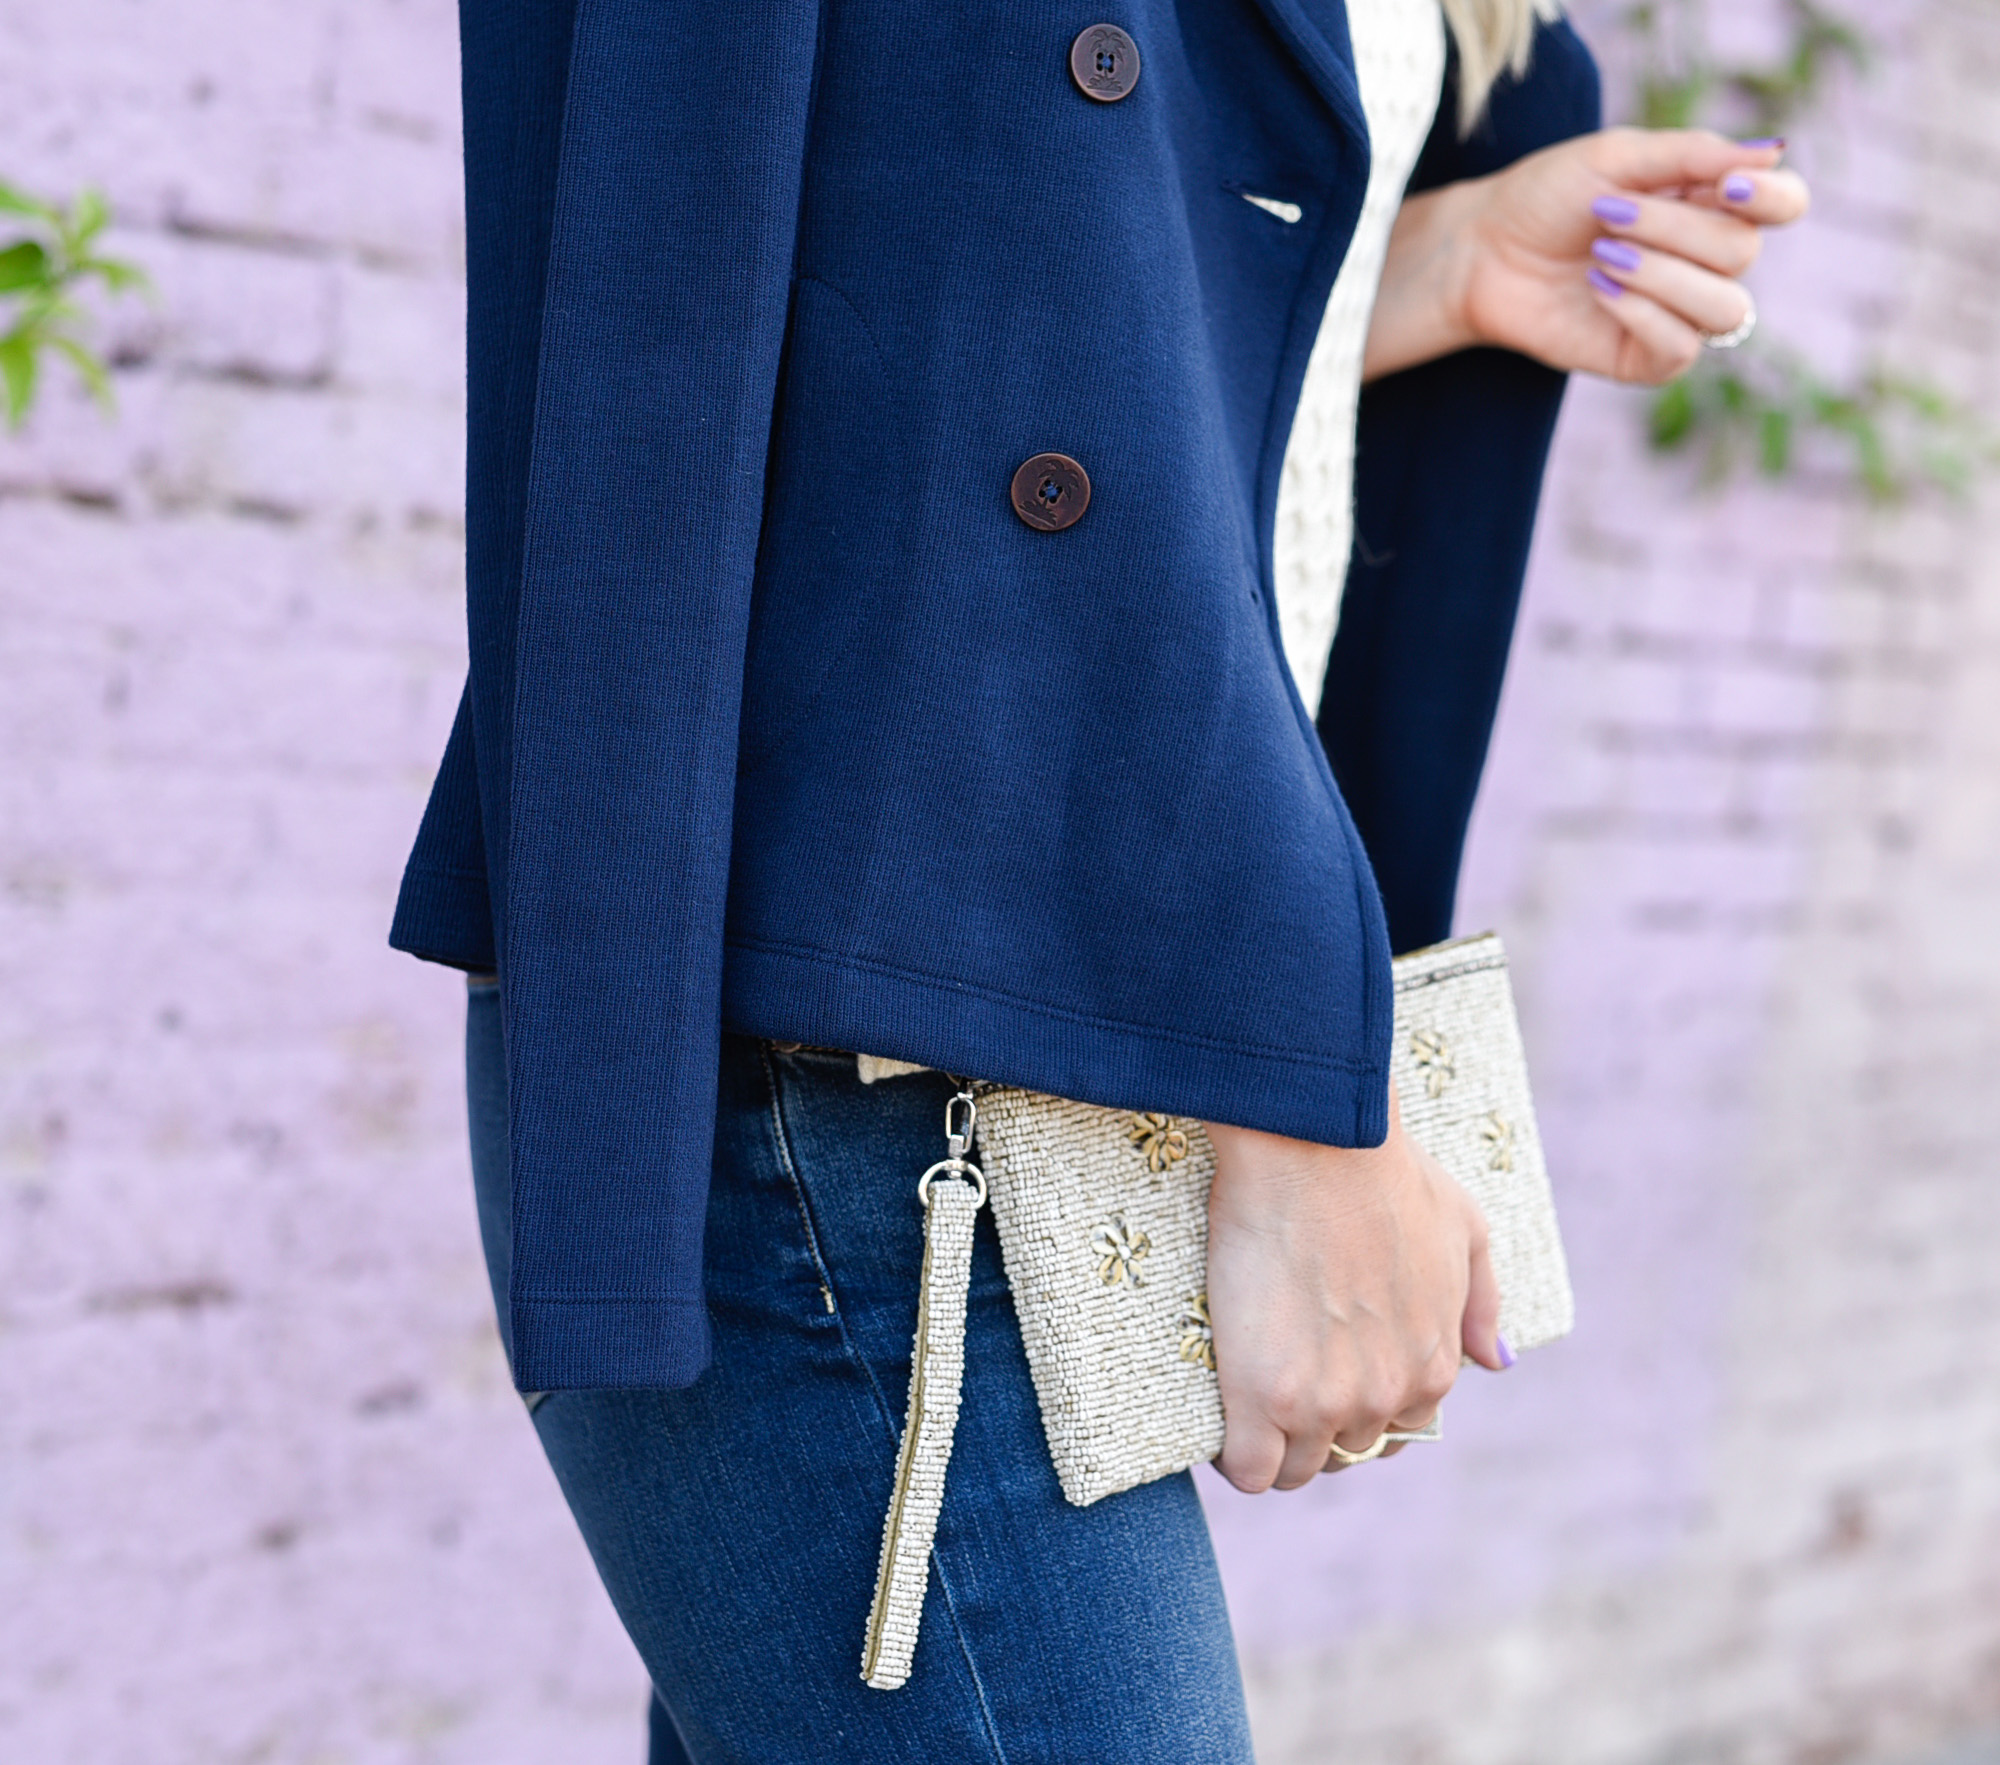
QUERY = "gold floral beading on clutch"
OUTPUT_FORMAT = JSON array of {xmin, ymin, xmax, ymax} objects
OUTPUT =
[
  {"xmin": 1411, "ymin": 1027, "xmax": 1455, "ymax": 1097},
  {"xmin": 1177, "ymin": 1293, "xmax": 1216, "ymax": 1371},
  {"xmin": 1126, "ymin": 1113, "xmax": 1190, "ymax": 1171},
  {"xmin": 1090, "ymin": 1215, "xmax": 1151, "ymax": 1286},
  {"xmin": 971, "ymin": 931, "xmax": 1575, "ymax": 1509}
]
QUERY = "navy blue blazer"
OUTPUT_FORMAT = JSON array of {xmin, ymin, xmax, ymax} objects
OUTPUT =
[{"xmin": 393, "ymin": 0, "xmax": 1597, "ymax": 1390}]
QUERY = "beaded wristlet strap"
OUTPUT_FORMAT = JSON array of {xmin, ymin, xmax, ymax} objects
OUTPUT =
[{"xmin": 860, "ymin": 1089, "xmax": 987, "ymax": 1690}]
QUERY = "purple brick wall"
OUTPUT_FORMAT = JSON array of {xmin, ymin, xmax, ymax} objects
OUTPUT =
[
  {"xmin": 5, "ymin": 3, "xmax": 1999, "ymax": 1762},
  {"xmin": 0, "ymin": 5, "xmax": 647, "ymax": 1758}
]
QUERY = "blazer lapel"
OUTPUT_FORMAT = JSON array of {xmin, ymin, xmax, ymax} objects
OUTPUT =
[{"xmin": 1247, "ymin": 0, "xmax": 1371, "ymax": 164}]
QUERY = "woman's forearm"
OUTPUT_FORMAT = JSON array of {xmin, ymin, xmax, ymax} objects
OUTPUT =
[{"xmin": 1361, "ymin": 178, "xmax": 1488, "ymax": 383}]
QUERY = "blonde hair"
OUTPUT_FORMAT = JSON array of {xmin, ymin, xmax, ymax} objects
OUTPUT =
[{"xmin": 1440, "ymin": 0, "xmax": 1565, "ymax": 134}]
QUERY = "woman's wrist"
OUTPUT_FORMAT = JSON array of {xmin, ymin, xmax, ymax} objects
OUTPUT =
[
  {"xmin": 1205, "ymin": 1115, "xmax": 1403, "ymax": 1195},
  {"xmin": 1361, "ymin": 175, "xmax": 1491, "ymax": 382}
]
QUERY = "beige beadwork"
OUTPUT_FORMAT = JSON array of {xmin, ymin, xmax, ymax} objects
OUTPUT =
[
  {"xmin": 973, "ymin": 932, "xmax": 1573, "ymax": 1510},
  {"xmin": 1390, "ymin": 935, "xmax": 1573, "ymax": 1353},
  {"xmin": 860, "ymin": 1176, "xmax": 982, "ymax": 1691},
  {"xmin": 979, "ymin": 1089, "xmax": 1227, "ymax": 1507}
]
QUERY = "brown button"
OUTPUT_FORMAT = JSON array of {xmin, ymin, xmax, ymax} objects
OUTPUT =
[
  {"xmin": 1070, "ymin": 24, "xmax": 1140, "ymax": 103},
  {"xmin": 1011, "ymin": 453, "xmax": 1092, "ymax": 531}
]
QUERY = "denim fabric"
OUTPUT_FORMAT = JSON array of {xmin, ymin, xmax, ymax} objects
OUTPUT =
[{"xmin": 466, "ymin": 981, "xmax": 1252, "ymax": 1763}]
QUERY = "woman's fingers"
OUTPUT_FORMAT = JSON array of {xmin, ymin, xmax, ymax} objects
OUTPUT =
[
  {"xmin": 1585, "ymin": 271, "xmax": 1705, "ymax": 384},
  {"xmin": 1280, "ymin": 1417, "xmax": 1357, "ymax": 1488},
  {"xmin": 1221, "ymin": 1334, "xmax": 1457, "ymax": 1491},
  {"xmin": 1580, "ymin": 156, "xmax": 1803, "ymax": 385},
  {"xmin": 1590, "ymin": 169, "xmax": 1810, "ymax": 273},
  {"xmin": 1588, "ymin": 236, "xmax": 1753, "ymax": 339},
  {"xmin": 1585, "ymin": 124, "xmax": 1786, "ymax": 195},
  {"xmin": 1707, "ymin": 164, "xmax": 1811, "ymax": 226},
  {"xmin": 1578, "ymin": 136, "xmax": 1802, "ymax": 378},
  {"xmin": 1206, "ymin": 1107, "xmax": 1500, "ymax": 1495},
  {"xmin": 1590, "ymin": 190, "xmax": 1762, "ymax": 276},
  {"xmin": 1459, "ymin": 1201, "xmax": 1505, "ymax": 1372},
  {"xmin": 1215, "ymin": 1411, "xmax": 1289, "ymax": 1494}
]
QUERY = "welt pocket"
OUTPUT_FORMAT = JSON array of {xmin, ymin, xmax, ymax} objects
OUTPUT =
[{"xmin": 1221, "ymin": 178, "xmax": 1307, "ymax": 226}]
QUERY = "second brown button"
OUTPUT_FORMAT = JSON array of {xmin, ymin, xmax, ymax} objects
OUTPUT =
[
  {"xmin": 1070, "ymin": 25, "xmax": 1140, "ymax": 102},
  {"xmin": 1011, "ymin": 453, "xmax": 1092, "ymax": 531}
]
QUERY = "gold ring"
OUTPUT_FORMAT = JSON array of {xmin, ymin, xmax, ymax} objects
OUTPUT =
[{"xmin": 1323, "ymin": 1413, "xmax": 1445, "ymax": 1470}]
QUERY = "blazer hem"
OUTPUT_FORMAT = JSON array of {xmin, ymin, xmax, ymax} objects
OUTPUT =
[
  {"xmin": 508, "ymin": 1294, "xmax": 713, "ymax": 1391},
  {"xmin": 723, "ymin": 936, "xmax": 1390, "ymax": 1149},
  {"xmin": 389, "ymin": 862, "xmax": 497, "ymax": 973}
]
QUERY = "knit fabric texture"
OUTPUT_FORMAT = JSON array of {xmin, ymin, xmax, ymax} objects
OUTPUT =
[{"xmin": 391, "ymin": 0, "xmax": 1599, "ymax": 1389}]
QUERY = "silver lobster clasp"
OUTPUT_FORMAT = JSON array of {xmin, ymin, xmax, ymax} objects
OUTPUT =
[{"xmin": 918, "ymin": 1087, "xmax": 986, "ymax": 1206}]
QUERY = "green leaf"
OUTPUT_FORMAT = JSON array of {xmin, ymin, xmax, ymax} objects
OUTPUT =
[
  {"xmin": 1650, "ymin": 379, "xmax": 1697, "ymax": 451},
  {"xmin": 48, "ymin": 333, "xmax": 113, "ymax": 410},
  {"xmin": 1758, "ymin": 408, "xmax": 1793, "ymax": 475},
  {"xmin": 0, "ymin": 331, "xmax": 37, "ymax": 429},
  {"xmin": 1633, "ymin": 334, "xmax": 1997, "ymax": 500},
  {"xmin": 1852, "ymin": 422, "xmax": 1895, "ymax": 501},
  {"xmin": 0, "ymin": 181, "xmax": 58, "ymax": 225},
  {"xmin": 1638, "ymin": 72, "xmax": 1709, "ymax": 130},
  {"xmin": 0, "ymin": 239, "xmax": 49, "ymax": 293},
  {"xmin": 68, "ymin": 187, "xmax": 109, "ymax": 249},
  {"xmin": 79, "ymin": 254, "xmax": 151, "ymax": 297},
  {"xmin": 1798, "ymin": 3, "xmax": 1872, "ymax": 73},
  {"xmin": 1889, "ymin": 378, "xmax": 1951, "ymax": 423}
]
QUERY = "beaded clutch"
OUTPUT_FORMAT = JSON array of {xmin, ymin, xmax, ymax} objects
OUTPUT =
[
  {"xmin": 975, "ymin": 931, "xmax": 1573, "ymax": 1507},
  {"xmin": 858, "ymin": 932, "xmax": 1573, "ymax": 1687}
]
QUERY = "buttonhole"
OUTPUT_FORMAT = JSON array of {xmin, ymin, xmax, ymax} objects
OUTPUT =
[{"xmin": 1238, "ymin": 191, "xmax": 1302, "ymax": 225}]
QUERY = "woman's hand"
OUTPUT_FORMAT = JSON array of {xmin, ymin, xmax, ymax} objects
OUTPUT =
[
  {"xmin": 1364, "ymin": 127, "xmax": 1811, "ymax": 385},
  {"xmin": 1204, "ymin": 1090, "xmax": 1506, "ymax": 1494}
]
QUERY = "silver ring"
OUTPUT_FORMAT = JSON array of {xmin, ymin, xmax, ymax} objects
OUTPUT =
[
  {"xmin": 1699, "ymin": 296, "xmax": 1757, "ymax": 350},
  {"xmin": 917, "ymin": 1157, "xmax": 987, "ymax": 1207}
]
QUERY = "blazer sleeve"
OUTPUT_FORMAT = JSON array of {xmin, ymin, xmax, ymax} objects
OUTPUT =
[
  {"xmin": 1317, "ymin": 18, "xmax": 1601, "ymax": 954},
  {"xmin": 388, "ymin": 679, "xmax": 494, "ymax": 972},
  {"xmin": 455, "ymin": 0, "xmax": 822, "ymax": 1390}
]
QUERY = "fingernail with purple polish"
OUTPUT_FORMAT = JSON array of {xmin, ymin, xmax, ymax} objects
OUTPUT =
[
  {"xmin": 1592, "ymin": 194, "xmax": 1640, "ymax": 227},
  {"xmin": 1586, "ymin": 266, "xmax": 1624, "ymax": 298},
  {"xmin": 1591, "ymin": 237, "xmax": 1642, "ymax": 273},
  {"xmin": 1740, "ymin": 136, "xmax": 1786, "ymax": 151},
  {"xmin": 1724, "ymin": 173, "xmax": 1756, "ymax": 203},
  {"xmin": 1496, "ymin": 1333, "xmax": 1518, "ymax": 1370}
]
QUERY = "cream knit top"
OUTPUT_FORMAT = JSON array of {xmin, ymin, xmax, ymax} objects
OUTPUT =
[{"xmin": 1273, "ymin": 0, "xmax": 1446, "ymax": 716}]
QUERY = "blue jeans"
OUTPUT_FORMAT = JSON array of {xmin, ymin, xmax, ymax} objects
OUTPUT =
[{"xmin": 465, "ymin": 981, "xmax": 1252, "ymax": 1763}]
